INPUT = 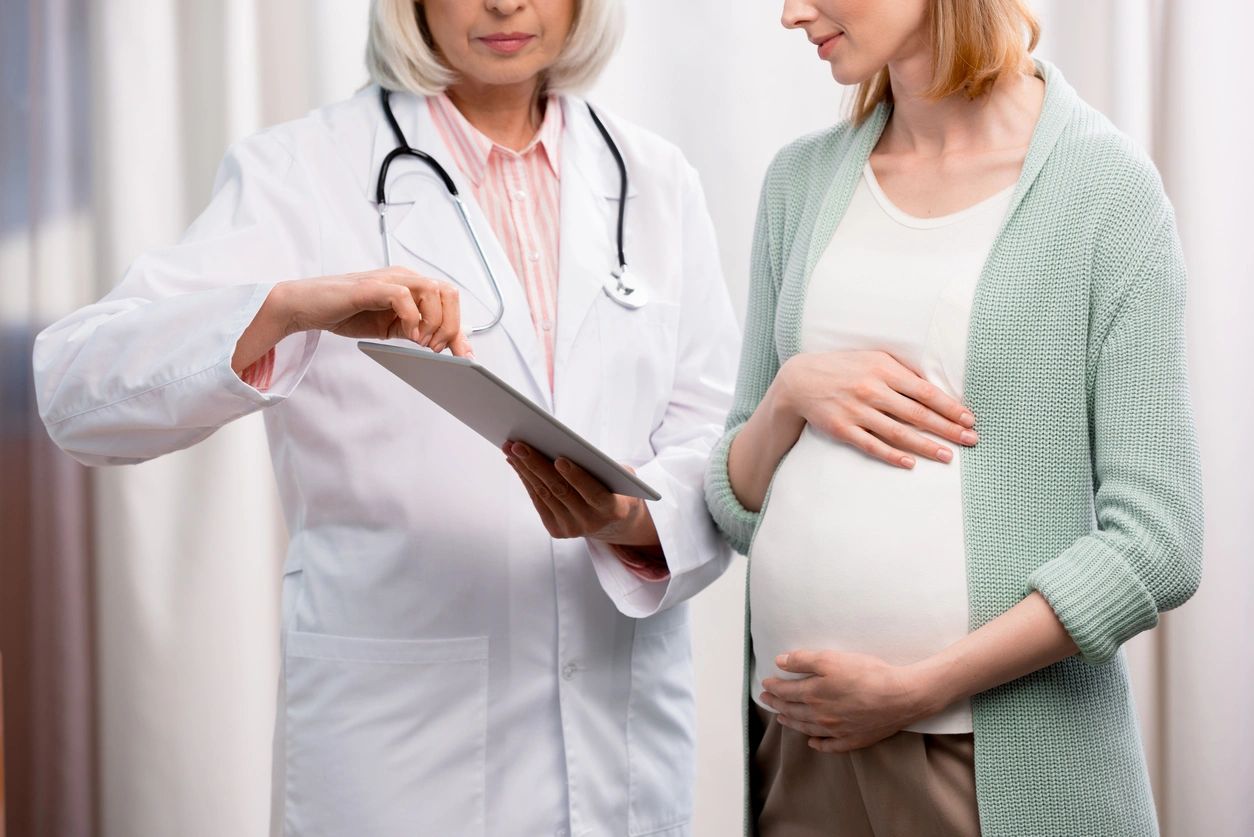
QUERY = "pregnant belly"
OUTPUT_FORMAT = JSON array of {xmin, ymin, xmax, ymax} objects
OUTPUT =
[{"xmin": 749, "ymin": 425, "xmax": 971, "ymax": 682}]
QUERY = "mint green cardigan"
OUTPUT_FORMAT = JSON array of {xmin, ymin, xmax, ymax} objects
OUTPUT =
[{"xmin": 704, "ymin": 60, "xmax": 1203, "ymax": 836}]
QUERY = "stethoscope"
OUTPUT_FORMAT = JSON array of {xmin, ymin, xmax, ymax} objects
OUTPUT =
[{"xmin": 374, "ymin": 88, "xmax": 647, "ymax": 337}]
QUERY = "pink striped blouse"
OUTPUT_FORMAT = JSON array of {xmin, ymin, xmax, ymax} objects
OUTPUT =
[{"xmin": 429, "ymin": 92, "xmax": 563, "ymax": 391}]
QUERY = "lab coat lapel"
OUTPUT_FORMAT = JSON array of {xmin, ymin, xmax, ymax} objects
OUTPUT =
[
  {"xmin": 369, "ymin": 92, "xmax": 551, "ymax": 408},
  {"xmin": 554, "ymin": 99, "xmax": 638, "ymax": 387}
]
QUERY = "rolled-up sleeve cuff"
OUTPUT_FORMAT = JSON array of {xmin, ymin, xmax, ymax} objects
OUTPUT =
[
  {"xmin": 220, "ymin": 282, "xmax": 320, "ymax": 406},
  {"xmin": 703, "ymin": 424, "xmax": 759, "ymax": 555},
  {"xmin": 1026, "ymin": 536, "xmax": 1159, "ymax": 665},
  {"xmin": 587, "ymin": 456, "xmax": 725, "ymax": 618}
]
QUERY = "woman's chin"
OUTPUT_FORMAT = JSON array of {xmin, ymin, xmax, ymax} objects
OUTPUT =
[{"xmin": 457, "ymin": 53, "xmax": 549, "ymax": 88}]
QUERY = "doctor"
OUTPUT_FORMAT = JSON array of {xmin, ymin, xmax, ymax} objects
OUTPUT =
[{"xmin": 33, "ymin": 0, "xmax": 739, "ymax": 834}]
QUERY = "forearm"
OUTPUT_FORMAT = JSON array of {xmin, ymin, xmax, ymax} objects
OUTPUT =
[
  {"xmin": 909, "ymin": 592, "xmax": 1079, "ymax": 714},
  {"xmin": 726, "ymin": 365, "xmax": 805, "ymax": 513},
  {"xmin": 231, "ymin": 282, "xmax": 292, "ymax": 375}
]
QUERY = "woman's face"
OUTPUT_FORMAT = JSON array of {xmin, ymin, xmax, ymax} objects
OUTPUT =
[
  {"xmin": 781, "ymin": 0, "xmax": 929, "ymax": 84},
  {"xmin": 420, "ymin": 0, "xmax": 577, "ymax": 90}
]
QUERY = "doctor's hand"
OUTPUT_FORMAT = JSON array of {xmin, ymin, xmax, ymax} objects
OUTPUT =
[
  {"xmin": 503, "ymin": 441, "xmax": 669, "ymax": 581},
  {"xmin": 232, "ymin": 267, "xmax": 472, "ymax": 375},
  {"xmin": 760, "ymin": 650, "xmax": 937, "ymax": 753},
  {"xmin": 779, "ymin": 350, "xmax": 978, "ymax": 468}
]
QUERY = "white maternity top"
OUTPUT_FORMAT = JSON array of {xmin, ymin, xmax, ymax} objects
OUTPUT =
[{"xmin": 749, "ymin": 163, "xmax": 1014, "ymax": 734}]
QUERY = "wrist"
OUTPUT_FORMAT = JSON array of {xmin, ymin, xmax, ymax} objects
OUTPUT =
[
  {"xmin": 593, "ymin": 498, "xmax": 660, "ymax": 548},
  {"xmin": 265, "ymin": 280, "xmax": 299, "ymax": 340},
  {"xmin": 770, "ymin": 356, "xmax": 800, "ymax": 419},
  {"xmin": 903, "ymin": 655, "xmax": 960, "ymax": 719}
]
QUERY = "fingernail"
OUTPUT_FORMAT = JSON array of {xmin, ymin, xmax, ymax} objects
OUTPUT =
[
  {"xmin": 961, "ymin": 430, "xmax": 978, "ymax": 445},
  {"xmin": 514, "ymin": 444, "xmax": 528, "ymax": 458},
  {"xmin": 960, "ymin": 411, "xmax": 975, "ymax": 427},
  {"xmin": 937, "ymin": 447, "xmax": 953, "ymax": 463},
  {"xmin": 901, "ymin": 456, "xmax": 916, "ymax": 469},
  {"xmin": 555, "ymin": 458, "xmax": 569, "ymax": 472},
  {"xmin": 776, "ymin": 654, "xmax": 789, "ymax": 667}
]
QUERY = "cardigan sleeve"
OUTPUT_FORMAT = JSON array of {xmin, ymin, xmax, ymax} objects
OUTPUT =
[
  {"xmin": 1027, "ymin": 210, "xmax": 1204, "ymax": 665},
  {"xmin": 702, "ymin": 159, "xmax": 785, "ymax": 555}
]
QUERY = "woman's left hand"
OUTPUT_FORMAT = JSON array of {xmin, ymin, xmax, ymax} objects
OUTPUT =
[
  {"xmin": 760, "ymin": 649, "xmax": 944, "ymax": 753},
  {"xmin": 504, "ymin": 442, "xmax": 667, "ymax": 578}
]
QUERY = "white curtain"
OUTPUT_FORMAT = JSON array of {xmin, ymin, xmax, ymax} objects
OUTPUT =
[{"xmin": 18, "ymin": 1, "xmax": 1247, "ymax": 835}]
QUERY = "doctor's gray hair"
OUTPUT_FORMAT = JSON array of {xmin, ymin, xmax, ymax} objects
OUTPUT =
[{"xmin": 366, "ymin": 0, "xmax": 625, "ymax": 96}]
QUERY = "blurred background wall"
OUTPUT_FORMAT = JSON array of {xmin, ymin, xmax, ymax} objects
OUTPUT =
[{"xmin": 1, "ymin": 1, "xmax": 1250, "ymax": 835}]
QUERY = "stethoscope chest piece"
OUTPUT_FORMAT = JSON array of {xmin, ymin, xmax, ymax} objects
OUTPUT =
[{"xmin": 604, "ymin": 267, "xmax": 649, "ymax": 310}]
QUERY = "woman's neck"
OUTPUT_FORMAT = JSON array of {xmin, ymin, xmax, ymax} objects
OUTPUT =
[
  {"xmin": 446, "ymin": 77, "xmax": 545, "ymax": 152},
  {"xmin": 879, "ymin": 47, "xmax": 1043, "ymax": 158}
]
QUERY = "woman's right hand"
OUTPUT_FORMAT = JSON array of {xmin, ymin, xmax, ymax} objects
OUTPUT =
[
  {"xmin": 779, "ymin": 350, "xmax": 977, "ymax": 468},
  {"xmin": 726, "ymin": 349, "xmax": 979, "ymax": 513},
  {"xmin": 232, "ymin": 267, "xmax": 473, "ymax": 375}
]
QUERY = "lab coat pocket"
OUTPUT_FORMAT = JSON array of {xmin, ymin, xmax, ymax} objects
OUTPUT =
[
  {"xmin": 626, "ymin": 615, "xmax": 695, "ymax": 836},
  {"xmin": 283, "ymin": 631, "xmax": 489, "ymax": 837}
]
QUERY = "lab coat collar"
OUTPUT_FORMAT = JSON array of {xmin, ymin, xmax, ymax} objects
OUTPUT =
[{"xmin": 551, "ymin": 97, "xmax": 640, "ymax": 392}]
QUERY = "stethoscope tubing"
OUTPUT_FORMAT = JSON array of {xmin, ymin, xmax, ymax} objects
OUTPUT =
[{"xmin": 374, "ymin": 87, "xmax": 631, "ymax": 334}]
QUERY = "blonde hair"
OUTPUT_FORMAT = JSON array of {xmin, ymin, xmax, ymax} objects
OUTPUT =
[
  {"xmin": 852, "ymin": 0, "xmax": 1041, "ymax": 124},
  {"xmin": 366, "ymin": 0, "xmax": 625, "ymax": 96}
]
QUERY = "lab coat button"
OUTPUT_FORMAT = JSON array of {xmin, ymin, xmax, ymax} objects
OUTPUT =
[
  {"xmin": 561, "ymin": 662, "xmax": 578, "ymax": 680},
  {"xmin": 513, "ymin": 189, "xmax": 528, "ymax": 201},
  {"xmin": 541, "ymin": 319, "xmax": 553, "ymax": 332},
  {"xmin": 555, "ymin": 828, "xmax": 568, "ymax": 837}
]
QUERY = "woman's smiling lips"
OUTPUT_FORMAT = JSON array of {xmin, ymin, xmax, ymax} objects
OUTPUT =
[
  {"xmin": 813, "ymin": 31, "xmax": 844, "ymax": 59},
  {"xmin": 477, "ymin": 32, "xmax": 536, "ymax": 55}
]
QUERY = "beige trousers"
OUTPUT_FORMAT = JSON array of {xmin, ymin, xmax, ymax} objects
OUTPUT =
[{"xmin": 750, "ymin": 703, "xmax": 981, "ymax": 837}]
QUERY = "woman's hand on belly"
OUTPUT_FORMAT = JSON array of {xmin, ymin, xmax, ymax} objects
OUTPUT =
[
  {"xmin": 759, "ymin": 649, "xmax": 943, "ymax": 752},
  {"xmin": 782, "ymin": 350, "xmax": 979, "ymax": 468},
  {"xmin": 727, "ymin": 350, "xmax": 979, "ymax": 512},
  {"xmin": 760, "ymin": 593, "xmax": 1082, "ymax": 752}
]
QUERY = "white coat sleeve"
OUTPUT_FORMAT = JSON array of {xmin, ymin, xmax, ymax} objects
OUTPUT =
[
  {"xmin": 586, "ymin": 162, "xmax": 740, "ymax": 618},
  {"xmin": 33, "ymin": 132, "xmax": 323, "ymax": 466}
]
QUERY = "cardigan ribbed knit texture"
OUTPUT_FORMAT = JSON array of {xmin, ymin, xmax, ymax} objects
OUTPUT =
[{"xmin": 704, "ymin": 60, "xmax": 1203, "ymax": 836}]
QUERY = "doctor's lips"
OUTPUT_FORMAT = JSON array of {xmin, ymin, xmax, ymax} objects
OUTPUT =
[
  {"xmin": 477, "ymin": 32, "xmax": 536, "ymax": 55},
  {"xmin": 810, "ymin": 30, "xmax": 844, "ymax": 59}
]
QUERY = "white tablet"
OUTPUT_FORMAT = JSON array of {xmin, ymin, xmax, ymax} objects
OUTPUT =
[{"xmin": 358, "ymin": 341, "xmax": 661, "ymax": 501}]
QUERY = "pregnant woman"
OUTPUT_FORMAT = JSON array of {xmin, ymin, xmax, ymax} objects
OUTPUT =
[{"xmin": 704, "ymin": 0, "xmax": 1203, "ymax": 835}]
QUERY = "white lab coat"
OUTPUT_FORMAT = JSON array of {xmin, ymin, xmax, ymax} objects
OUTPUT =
[{"xmin": 33, "ymin": 87, "xmax": 740, "ymax": 837}]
